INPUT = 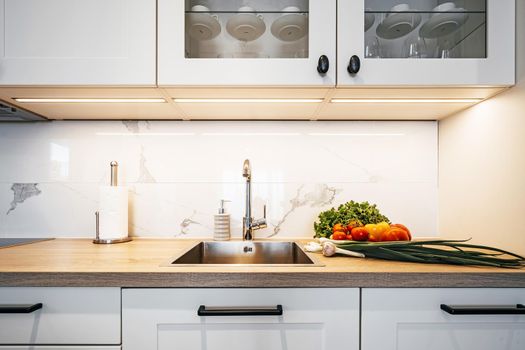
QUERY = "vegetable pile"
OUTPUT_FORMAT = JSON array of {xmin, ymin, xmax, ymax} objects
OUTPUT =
[
  {"xmin": 309, "ymin": 200, "xmax": 525, "ymax": 268},
  {"xmin": 314, "ymin": 200, "xmax": 409, "ymax": 242}
]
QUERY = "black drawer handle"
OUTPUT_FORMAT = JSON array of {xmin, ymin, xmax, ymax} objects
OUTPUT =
[
  {"xmin": 441, "ymin": 304, "xmax": 525, "ymax": 315},
  {"xmin": 0, "ymin": 303, "xmax": 43, "ymax": 314},
  {"xmin": 198, "ymin": 305, "xmax": 283, "ymax": 317}
]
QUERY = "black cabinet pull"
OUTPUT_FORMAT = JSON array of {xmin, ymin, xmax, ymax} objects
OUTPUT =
[
  {"xmin": 198, "ymin": 305, "xmax": 283, "ymax": 317},
  {"xmin": 441, "ymin": 304, "xmax": 525, "ymax": 315},
  {"xmin": 0, "ymin": 303, "xmax": 43, "ymax": 314},
  {"xmin": 347, "ymin": 55, "xmax": 361, "ymax": 74},
  {"xmin": 317, "ymin": 55, "xmax": 329, "ymax": 74}
]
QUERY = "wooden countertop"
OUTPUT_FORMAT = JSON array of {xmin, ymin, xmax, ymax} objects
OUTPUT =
[{"xmin": 1, "ymin": 238, "xmax": 524, "ymax": 288}]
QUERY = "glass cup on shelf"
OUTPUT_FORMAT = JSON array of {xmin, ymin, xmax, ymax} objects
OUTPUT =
[
  {"xmin": 403, "ymin": 36, "xmax": 429, "ymax": 58},
  {"xmin": 293, "ymin": 49, "xmax": 308, "ymax": 58},
  {"xmin": 435, "ymin": 40, "xmax": 456, "ymax": 59},
  {"xmin": 438, "ymin": 48, "xmax": 453, "ymax": 58},
  {"xmin": 365, "ymin": 37, "xmax": 382, "ymax": 58}
]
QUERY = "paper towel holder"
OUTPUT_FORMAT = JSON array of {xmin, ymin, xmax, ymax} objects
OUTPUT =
[
  {"xmin": 93, "ymin": 161, "xmax": 132, "ymax": 244},
  {"xmin": 93, "ymin": 211, "xmax": 132, "ymax": 244}
]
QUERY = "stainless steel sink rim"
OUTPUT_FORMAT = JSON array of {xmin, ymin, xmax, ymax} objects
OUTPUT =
[{"xmin": 162, "ymin": 241, "xmax": 324, "ymax": 267}]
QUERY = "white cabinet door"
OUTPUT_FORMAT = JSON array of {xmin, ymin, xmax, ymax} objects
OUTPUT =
[
  {"xmin": 0, "ymin": 287, "xmax": 121, "ymax": 345},
  {"xmin": 0, "ymin": 0, "xmax": 156, "ymax": 85},
  {"xmin": 158, "ymin": 0, "xmax": 336, "ymax": 86},
  {"xmin": 362, "ymin": 288, "xmax": 525, "ymax": 350},
  {"xmin": 337, "ymin": 0, "xmax": 515, "ymax": 86},
  {"xmin": 123, "ymin": 288, "xmax": 359, "ymax": 350}
]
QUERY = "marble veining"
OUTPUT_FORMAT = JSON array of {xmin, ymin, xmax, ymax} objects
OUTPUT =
[
  {"xmin": 6, "ymin": 183, "xmax": 41, "ymax": 215},
  {"xmin": 137, "ymin": 146, "xmax": 157, "ymax": 183},
  {"xmin": 122, "ymin": 120, "xmax": 151, "ymax": 134},
  {"xmin": 179, "ymin": 214, "xmax": 203, "ymax": 236},
  {"xmin": 270, "ymin": 184, "xmax": 341, "ymax": 237}
]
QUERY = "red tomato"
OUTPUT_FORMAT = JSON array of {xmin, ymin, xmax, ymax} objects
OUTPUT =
[
  {"xmin": 346, "ymin": 234, "xmax": 354, "ymax": 241},
  {"xmin": 332, "ymin": 231, "xmax": 347, "ymax": 240},
  {"xmin": 350, "ymin": 227, "xmax": 369, "ymax": 241}
]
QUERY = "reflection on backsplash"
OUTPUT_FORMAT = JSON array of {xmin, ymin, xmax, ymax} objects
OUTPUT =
[{"xmin": 0, "ymin": 121, "xmax": 438, "ymax": 238}]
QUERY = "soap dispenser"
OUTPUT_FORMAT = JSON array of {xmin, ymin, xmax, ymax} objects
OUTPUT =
[{"xmin": 214, "ymin": 200, "xmax": 231, "ymax": 241}]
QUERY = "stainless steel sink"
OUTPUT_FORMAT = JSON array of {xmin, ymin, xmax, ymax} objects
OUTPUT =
[{"xmin": 164, "ymin": 241, "xmax": 323, "ymax": 267}]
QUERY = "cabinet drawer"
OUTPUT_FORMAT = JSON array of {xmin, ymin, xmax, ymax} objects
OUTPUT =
[
  {"xmin": 123, "ymin": 288, "xmax": 359, "ymax": 350},
  {"xmin": 0, "ymin": 287, "xmax": 120, "ymax": 345},
  {"xmin": 362, "ymin": 288, "xmax": 525, "ymax": 350}
]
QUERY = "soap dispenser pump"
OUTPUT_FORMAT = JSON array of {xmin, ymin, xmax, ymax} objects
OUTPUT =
[{"xmin": 214, "ymin": 200, "xmax": 231, "ymax": 241}]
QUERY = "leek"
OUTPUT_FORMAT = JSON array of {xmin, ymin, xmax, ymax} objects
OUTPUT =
[{"xmin": 309, "ymin": 239, "xmax": 525, "ymax": 268}]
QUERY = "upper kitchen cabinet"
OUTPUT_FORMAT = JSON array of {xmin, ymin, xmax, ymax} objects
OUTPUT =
[
  {"xmin": 158, "ymin": 0, "xmax": 336, "ymax": 86},
  {"xmin": 0, "ymin": 0, "xmax": 156, "ymax": 86},
  {"xmin": 337, "ymin": 0, "xmax": 515, "ymax": 86}
]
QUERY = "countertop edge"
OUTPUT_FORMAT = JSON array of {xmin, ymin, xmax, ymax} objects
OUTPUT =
[{"xmin": 2, "ymin": 271, "xmax": 524, "ymax": 288}]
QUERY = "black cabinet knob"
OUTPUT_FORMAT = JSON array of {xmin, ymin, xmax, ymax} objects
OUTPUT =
[
  {"xmin": 317, "ymin": 55, "xmax": 329, "ymax": 74},
  {"xmin": 347, "ymin": 55, "xmax": 361, "ymax": 74}
]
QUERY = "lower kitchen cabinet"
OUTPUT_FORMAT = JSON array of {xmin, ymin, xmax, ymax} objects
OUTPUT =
[
  {"xmin": 0, "ymin": 287, "xmax": 121, "ymax": 345},
  {"xmin": 362, "ymin": 288, "xmax": 525, "ymax": 350},
  {"xmin": 122, "ymin": 288, "xmax": 359, "ymax": 350}
]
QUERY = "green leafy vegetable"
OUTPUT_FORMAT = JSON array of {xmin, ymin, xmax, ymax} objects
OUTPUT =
[{"xmin": 313, "ymin": 200, "xmax": 390, "ymax": 238}]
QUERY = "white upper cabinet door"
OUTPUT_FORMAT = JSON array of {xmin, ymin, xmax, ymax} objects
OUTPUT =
[
  {"xmin": 158, "ymin": 0, "xmax": 336, "ymax": 86},
  {"xmin": 0, "ymin": 0, "xmax": 156, "ymax": 85},
  {"xmin": 337, "ymin": 0, "xmax": 515, "ymax": 86}
]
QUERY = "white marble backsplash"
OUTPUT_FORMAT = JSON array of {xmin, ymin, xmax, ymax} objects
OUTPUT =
[{"xmin": 0, "ymin": 121, "xmax": 438, "ymax": 239}]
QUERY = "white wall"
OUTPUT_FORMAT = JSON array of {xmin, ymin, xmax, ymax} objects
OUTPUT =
[
  {"xmin": 0, "ymin": 121, "xmax": 438, "ymax": 239},
  {"xmin": 439, "ymin": 1, "xmax": 525, "ymax": 254}
]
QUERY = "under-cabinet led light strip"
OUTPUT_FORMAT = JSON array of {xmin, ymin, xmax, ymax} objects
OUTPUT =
[
  {"xmin": 330, "ymin": 98, "xmax": 483, "ymax": 103},
  {"xmin": 173, "ymin": 98, "xmax": 323, "ymax": 103},
  {"xmin": 96, "ymin": 132, "xmax": 196, "ymax": 136},
  {"xmin": 13, "ymin": 98, "xmax": 484, "ymax": 104},
  {"xmin": 14, "ymin": 98, "xmax": 167, "ymax": 103}
]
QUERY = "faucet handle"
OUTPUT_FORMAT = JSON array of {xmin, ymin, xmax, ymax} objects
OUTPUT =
[
  {"xmin": 252, "ymin": 218, "xmax": 267, "ymax": 230},
  {"xmin": 252, "ymin": 204, "xmax": 267, "ymax": 231}
]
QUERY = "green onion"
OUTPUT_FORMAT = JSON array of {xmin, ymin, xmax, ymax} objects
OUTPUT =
[{"xmin": 320, "ymin": 239, "xmax": 525, "ymax": 268}]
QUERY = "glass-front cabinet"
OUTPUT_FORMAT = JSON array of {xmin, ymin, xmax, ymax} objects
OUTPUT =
[
  {"xmin": 158, "ymin": 0, "xmax": 336, "ymax": 86},
  {"xmin": 338, "ymin": 0, "xmax": 515, "ymax": 86}
]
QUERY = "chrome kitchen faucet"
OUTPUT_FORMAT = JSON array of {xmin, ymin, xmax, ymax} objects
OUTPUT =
[{"xmin": 242, "ymin": 159, "xmax": 267, "ymax": 240}]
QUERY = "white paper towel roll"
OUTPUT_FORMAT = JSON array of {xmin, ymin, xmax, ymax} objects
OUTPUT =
[{"xmin": 98, "ymin": 186, "xmax": 128, "ymax": 240}]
